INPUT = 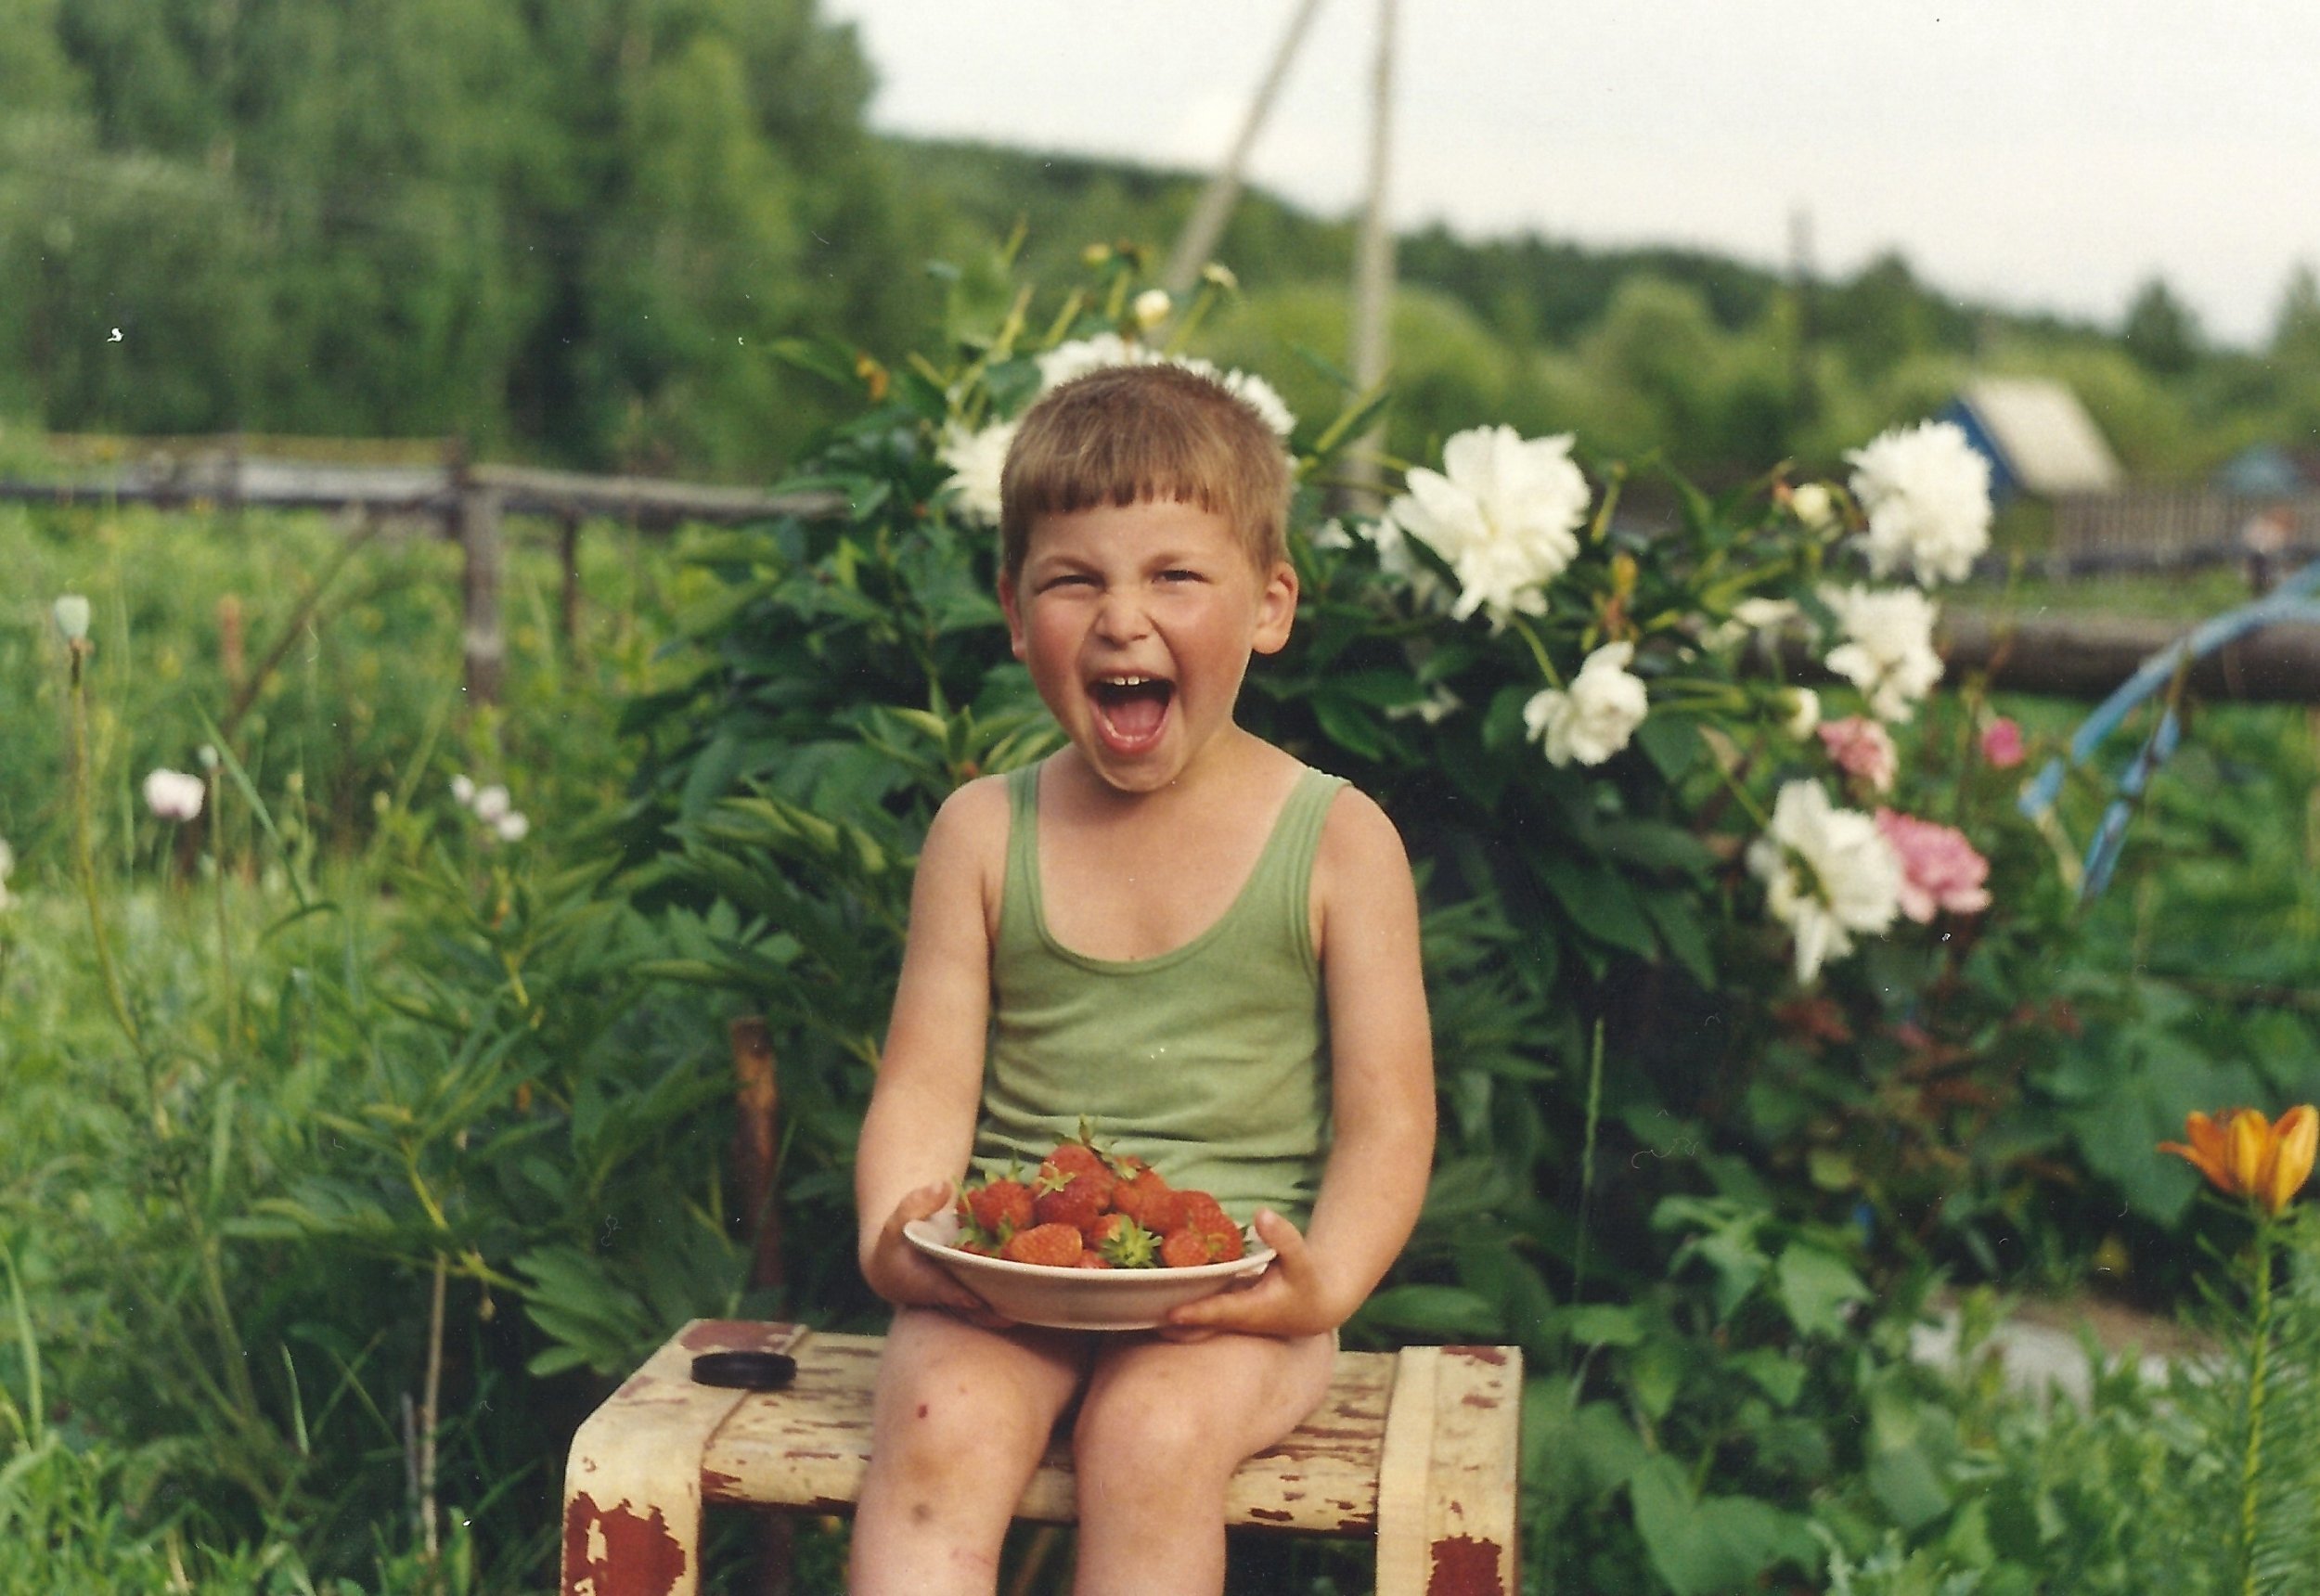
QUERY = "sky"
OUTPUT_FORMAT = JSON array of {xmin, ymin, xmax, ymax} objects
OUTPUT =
[{"xmin": 819, "ymin": 0, "xmax": 2320, "ymax": 349}]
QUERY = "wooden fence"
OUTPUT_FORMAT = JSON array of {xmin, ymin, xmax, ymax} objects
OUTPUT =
[
  {"xmin": 9, "ymin": 444, "xmax": 2320, "ymax": 703},
  {"xmin": 2053, "ymin": 488, "xmax": 2320, "ymax": 571},
  {"xmin": 2, "ymin": 443, "xmax": 845, "ymax": 705}
]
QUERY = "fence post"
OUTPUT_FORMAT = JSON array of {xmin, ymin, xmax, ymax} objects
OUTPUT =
[
  {"xmin": 728, "ymin": 1015, "xmax": 793, "ymax": 1596},
  {"xmin": 451, "ymin": 444, "xmax": 505, "ymax": 709},
  {"xmin": 557, "ymin": 512, "xmax": 583, "ymax": 656}
]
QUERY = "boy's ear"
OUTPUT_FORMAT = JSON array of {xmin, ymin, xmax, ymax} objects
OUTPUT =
[
  {"xmin": 1251, "ymin": 560, "xmax": 1298, "ymax": 656},
  {"xmin": 998, "ymin": 572, "xmax": 1029, "ymax": 661}
]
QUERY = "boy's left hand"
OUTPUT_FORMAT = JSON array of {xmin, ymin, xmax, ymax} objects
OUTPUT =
[{"xmin": 1160, "ymin": 1209, "xmax": 1342, "ymax": 1340}]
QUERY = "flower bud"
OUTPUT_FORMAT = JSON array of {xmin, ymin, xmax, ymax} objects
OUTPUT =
[
  {"xmin": 143, "ymin": 768, "xmax": 206, "ymax": 822},
  {"xmin": 53, "ymin": 594, "xmax": 92, "ymax": 641},
  {"xmin": 1081, "ymin": 241, "xmax": 1114, "ymax": 267},
  {"xmin": 1200, "ymin": 263, "xmax": 1239, "ymax": 291},
  {"xmin": 1132, "ymin": 289, "xmax": 1172, "ymax": 330},
  {"xmin": 1789, "ymin": 483, "xmax": 1837, "ymax": 531}
]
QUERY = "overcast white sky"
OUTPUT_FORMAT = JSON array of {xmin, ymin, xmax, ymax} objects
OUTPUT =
[{"xmin": 820, "ymin": 0, "xmax": 2320, "ymax": 348}]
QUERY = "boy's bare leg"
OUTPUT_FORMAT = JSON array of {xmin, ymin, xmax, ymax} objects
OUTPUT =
[
  {"xmin": 850, "ymin": 1308, "xmax": 1089, "ymax": 1596},
  {"xmin": 1067, "ymin": 1330, "xmax": 1338, "ymax": 1596}
]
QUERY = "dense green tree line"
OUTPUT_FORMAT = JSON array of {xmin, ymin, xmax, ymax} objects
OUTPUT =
[
  {"xmin": 6, "ymin": 0, "xmax": 2320, "ymax": 482},
  {"xmin": 0, "ymin": 0, "xmax": 937, "ymax": 471}
]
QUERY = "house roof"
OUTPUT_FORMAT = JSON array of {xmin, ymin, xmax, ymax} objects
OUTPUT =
[{"xmin": 1953, "ymin": 377, "xmax": 2122, "ymax": 496}]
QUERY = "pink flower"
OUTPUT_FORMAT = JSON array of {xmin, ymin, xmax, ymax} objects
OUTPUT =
[
  {"xmin": 1980, "ymin": 716, "xmax": 2025, "ymax": 769},
  {"xmin": 1817, "ymin": 715, "xmax": 1898, "ymax": 793},
  {"xmin": 1875, "ymin": 809, "xmax": 1992, "ymax": 923}
]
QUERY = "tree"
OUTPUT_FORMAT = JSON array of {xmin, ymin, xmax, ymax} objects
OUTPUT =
[{"xmin": 2121, "ymin": 277, "xmax": 2201, "ymax": 378}]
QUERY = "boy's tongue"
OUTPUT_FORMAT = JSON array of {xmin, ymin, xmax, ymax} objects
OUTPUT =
[{"xmin": 1096, "ymin": 681, "xmax": 1170, "ymax": 744}]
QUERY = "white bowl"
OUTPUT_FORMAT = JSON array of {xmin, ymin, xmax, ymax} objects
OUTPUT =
[{"xmin": 903, "ymin": 1210, "xmax": 1273, "ymax": 1331}]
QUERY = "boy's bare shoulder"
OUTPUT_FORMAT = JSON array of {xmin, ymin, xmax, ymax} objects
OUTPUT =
[
  {"xmin": 925, "ymin": 771, "xmax": 1013, "ymax": 853},
  {"xmin": 1318, "ymin": 782, "xmax": 1407, "ymax": 853},
  {"xmin": 1315, "ymin": 783, "xmax": 1414, "ymax": 888},
  {"xmin": 923, "ymin": 766, "xmax": 1016, "ymax": 877}
]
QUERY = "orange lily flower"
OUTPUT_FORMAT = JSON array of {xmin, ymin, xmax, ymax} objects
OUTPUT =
[{"xmin": 2161, "ymin": 1106, "xmax": 2320, "ymax": 1216}]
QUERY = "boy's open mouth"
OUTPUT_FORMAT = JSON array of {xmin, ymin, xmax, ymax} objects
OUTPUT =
[{"xmin": 1089, "ymin": 674, "xmax": 1173, "ymax": 748}]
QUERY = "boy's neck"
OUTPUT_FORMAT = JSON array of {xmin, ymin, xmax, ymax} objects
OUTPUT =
[{"xmin": 1048, "ymin": 726, "xmax": 1279, "ymax": 817}]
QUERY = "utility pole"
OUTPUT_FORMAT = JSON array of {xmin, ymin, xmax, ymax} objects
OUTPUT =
[
  {"xmin": 1161, "ymin": 0, "xmax": 1329, "ymax": 299},
  {"xmin": 1341, "ymin": 0, "xmax": 1398, "ymax": 514},
  {"xmin": 1789, "ymin": 205, "xmax": 1819, "ymax": 426}
]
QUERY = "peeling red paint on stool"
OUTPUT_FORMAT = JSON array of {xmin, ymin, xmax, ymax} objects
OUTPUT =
[
  {"xmin": 1425, "ymin": 1535, "xmax": 1507, "ymax": 1596},
  {"xmin": 561, "ymin": 1492, "xmax": 690, "ymax": 1596}
]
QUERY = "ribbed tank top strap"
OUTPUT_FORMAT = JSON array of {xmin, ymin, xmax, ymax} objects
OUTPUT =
[
  {"xmin": 1255, "ymin": 766, "xmax": 1346, "ymax": 976},
  {"xmin": 999, "ymin": 761, "xmax": 1042, "ymax": 957}
]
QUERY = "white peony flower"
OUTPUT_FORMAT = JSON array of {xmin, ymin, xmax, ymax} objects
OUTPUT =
[
  {"xmin": 1820, "ymin": 584, "xmax": 1943, "ymax": 723},
  {"xmin": 1846, "ymin": 419, "xmax": 1993, "ymax": 586},
  {"xmin": 1036, "ymin": 333, "xmax": 1152, "ymax": 392},
  {"xmin": 939, "ymin": 419, "xmax": 1016, "ymax": 528},
  {"xmin": 1386, "ymin": 426, "xmax": 1591, "ymax": 626},
  {"xmin": 1133, "ymin": 289, "xmax": 1172, "ymax": 329},
  {"xmin": 53, "ymin": 594, "xmax": 92, "ymax": 641},
  {"xmin": 1522, "ymin": 641, "xmax": 1649, "ymax": 767},
  {"xmin": 1788, "ymin": 482, "xmax": 1837, "ymax": 531},
  {"xmin": 143, "ymin": 768, "xmax": 206, "ymax": 822},
  {"xmin": 1782, "ymin": 687, "xmax": 1822, "ymax": 740},
  {"xmin": 1030, "ymin": 336, "xmax": 1296, "ymax": 436},
  {"xmin": 470, "ymin": 784, "xmax": 512, "ymax": 824},
  {"xmin": 1746, "ymin": 779, "xmax": 1903, "ymax": 983},
  {"xmin": 1172, "ymin": 357, "xmax": 1296, "ymax": 437},
  {"xmin": 449, "ymin": 774, "xmax": 476, "ymax": 806},
  {"xmin": 492, "ymin": 810, "xmax": 531, "ymax": 843}
]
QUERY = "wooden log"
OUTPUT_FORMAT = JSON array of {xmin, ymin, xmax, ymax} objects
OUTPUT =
[{"xmin": 1939, "ymin": 610, "xmax": 2320, "ymax": 703}]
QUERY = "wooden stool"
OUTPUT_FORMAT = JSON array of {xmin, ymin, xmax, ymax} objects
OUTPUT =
[{"xmin": 562, "ymin": 1319, "xmax": 1521, "ymax": 1595}]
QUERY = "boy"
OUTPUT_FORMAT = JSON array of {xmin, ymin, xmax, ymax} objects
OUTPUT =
[{"xmin": 851, "ymin": 362, "xmax": 1435, "ymax": 1596}]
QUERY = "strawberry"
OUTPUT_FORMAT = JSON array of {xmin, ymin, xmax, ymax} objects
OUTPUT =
[
  {"xmin": 959, "ymin": 1177, "xmax": 1035, "ymax": 1243},
  {"xmin": 1156, "ymin": 1190, "xmax": 1244, "ymax": 1264},
  {"xmin": 1110, "ymin": 1166, "xmax": 1183, "ymax": 1232},
  {"xmin": 1032, "ymin": 1145, "xmax": 1116, "ymax": 1230},
  {"xmin": 1075, "ymin": 1249, "xmax": 1113, "ymax": 1269},
  {"xmin": 1159, "ymin": 1228, "xmax": 1219, "ymax": 1268},
  {"xmin": 998, "ymin": 1221, "xmax": 1087, "ymax": 1268}
]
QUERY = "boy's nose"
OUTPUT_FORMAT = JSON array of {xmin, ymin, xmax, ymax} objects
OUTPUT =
[{"xmin": 1093, "ymin": 590, "xmax": 1152, "ymax": 643}]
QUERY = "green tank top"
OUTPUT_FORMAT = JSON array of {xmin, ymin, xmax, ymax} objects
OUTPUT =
[{"xmin": 972, "ymin": 760, "xmax": 1346, "ymax": 1228}]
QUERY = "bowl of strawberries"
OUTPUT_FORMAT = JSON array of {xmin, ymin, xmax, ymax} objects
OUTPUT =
[{"xmin": 904, "ymin": 1131, "xmax": 1274, "ymax": 1331}]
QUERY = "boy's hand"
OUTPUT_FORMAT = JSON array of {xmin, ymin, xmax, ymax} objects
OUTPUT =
[
  {"xmin": 1160, "ymin": 1210, "xmax": 1343, "ymax": 1340},
  {"xmin": 863, "ymin": 1181, "xmax": 1013, "ymax": 1327}
]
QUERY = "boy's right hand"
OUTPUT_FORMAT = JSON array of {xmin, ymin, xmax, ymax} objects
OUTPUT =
[{"xmin": 862, "ymin": 1181, "xmax": 1012, "ymax": 1326}]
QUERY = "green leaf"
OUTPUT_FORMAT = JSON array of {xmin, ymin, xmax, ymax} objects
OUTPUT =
[
  {"xmin": 1534, "ymin": 854, "xmax": 1658, "ymax": 960},
  {"xmin": 1310, "ymin": 691, "xmax": 1386, "ymax": 762},
  {"xmin": 1631, "ymin": 713, "xmax": 1703, "ymax": 781},
  {"xmin": 1630, "ymin": 1457, "xmax": 1814, "ymax": 1596},
  {"xmin": 1774, "ymin": 1242, "xmax": 1870, "ymax": 1338},
  {"xmin": 1555, "ymin": 1304, "xmax": 1643, "ymax": 1347},
  {"xmin": 1354, "ymin": 1284, "xmax": 1503, "ymax": 1337}
]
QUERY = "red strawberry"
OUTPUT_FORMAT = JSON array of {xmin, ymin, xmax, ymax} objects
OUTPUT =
[
  {"xmin": 1033, "ymin": 1147, "xmax": 1116, "ymax": 1230},
  {"xmin": 998, "ymin": 1222, "xmax": 1086, "ymax": 1268},
  {"xmin": 960, "ymin": 1178, "xmax": 1035, "ymax": 1242},
  {"xmin": 1075, "ymin": 1250, "xmax": 1113, "ymax": 1269},
  {"xmin": 1111, "ymin": 1167, "xmax": 1183, "ymax": 1232},
  {"xmin": 1160, "ymin": 1229, "xmax": 1218, "ymax": 1268}
]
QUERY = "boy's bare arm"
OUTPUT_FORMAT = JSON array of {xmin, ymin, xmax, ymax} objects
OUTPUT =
[
  {"xmin": 856, "ymin": 779, "xmax": 1008, "ymax": 1312},
  {"xmin": 1171, "ymin": 790, "xmax": 1435, "ymax": 1336}
]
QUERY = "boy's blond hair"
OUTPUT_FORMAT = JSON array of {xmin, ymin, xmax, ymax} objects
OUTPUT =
[{"xmin": 999, "ymin": 362, "xmax": 1293, "ymax": 580}]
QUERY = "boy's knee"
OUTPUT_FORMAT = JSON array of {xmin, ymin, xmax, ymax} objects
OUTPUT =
[{"xmin": 1073, "ymin": 1381, "xmax": 1229, "ymax": 1486}]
